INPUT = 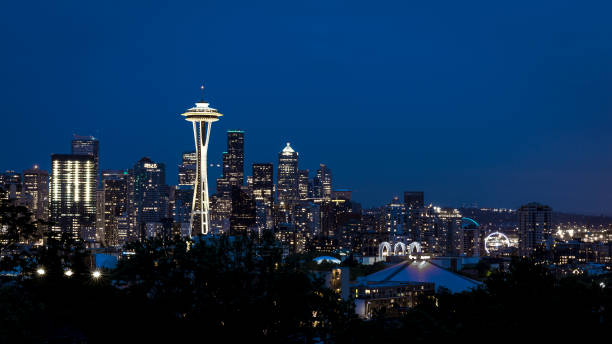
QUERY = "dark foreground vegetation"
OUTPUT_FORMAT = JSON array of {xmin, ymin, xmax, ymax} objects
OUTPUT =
[{"xmin": 1, "ymin": 201, "xmax": 610, "ymax": 343}]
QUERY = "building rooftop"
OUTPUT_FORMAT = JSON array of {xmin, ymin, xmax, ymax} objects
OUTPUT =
[
  {"xmin": 359, "ymin": 260, "xmax": 482, "ymax": 293},
  {"xmin": 281, "ymin": 142, "xmax": 295, "ymax": 154}
]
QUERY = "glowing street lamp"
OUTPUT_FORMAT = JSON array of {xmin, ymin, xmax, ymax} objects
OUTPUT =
[
  {"xmin": 36, "ymin": 268, "xmax": 45, "ymax": 276},
  {"xmin": 64, "ymin": 269, "xmax": 74, "ymax": 277},
  {"xmin": 92, "ymin": 270, "xmax": 102, "ymax": 279}
]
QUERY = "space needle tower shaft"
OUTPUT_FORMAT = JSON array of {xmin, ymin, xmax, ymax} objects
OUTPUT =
[{"xmin": 180, "ymin": 85, "xmax": 223, "ymax": 235}]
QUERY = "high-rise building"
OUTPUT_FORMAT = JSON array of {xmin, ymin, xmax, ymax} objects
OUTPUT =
[
  {"xmin": 385, "ymin": 197, "xmax": 407, "ymax": 238},
  {"xmin": 316, "ymin": 164, "xmax": 332, "ymax": 199},
  {"xmin": 230, "ymin": 186, "xmax": 256, "ymax": 234},
  {"xmin": 277, "ymin": 142, "xmax": 299, "ymax": 205},
  {"xmin": 252, "ymin": 163, "xmax": 274, "ymax": 206},
  {"xmin": 101, "ymin": 170, "xmax": 128, "ymax": 246},
  {"xmin": 298, "ymin": 169, "xmax": 309, "ymax": 200},
  {"xmin": 22, "ymin": 165, "xmax": 49, "ymax": 223},
  {"xmin": 226, "ymin": 130, "xmax": 244, "ymax": 187},
  {"xmin": 178, "ymin": 151, "xmax": 197, "ymax": 187},
  {"xmin": 71, "ymin": 135, "xmax": 99, "ymax": 181},
  {"xmin": 180, "ymin": 86, "xmax": 223, "ymax": 235},
  {"xmin": 403, "ymin": 191, "xmax": 424, "ymax": 208},
  {"xmin": 128, "ymin": 157, "xmax": 169, "ymax": 241},
  {"xmin": 215, "ymin": 151, "xmax": 232, "ymax": 200},
  {"xmin": 461, "ymin": 221, "xmax": 484, "ymax": 257},
  {"xmin": 176, "ymin": 151, "xmax": 196, "ymax": 237},
  {"xmin": 252, "ymin": 163, "xmax": 274, "ymax": 233},
  {"xmin": 50, "ymin": 154, "xmax": 97, "ymax": 241},
  {"xmin": 518, "ymin": 202, "xmax": 552, "ymax": 257},
  {"xmin": 436, "ymin": 207, "xmax": 463, "ymax": 256}
]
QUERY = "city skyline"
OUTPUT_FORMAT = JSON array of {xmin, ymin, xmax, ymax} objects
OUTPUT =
[{"xmin": 2, "ymin": 1, "xmax": 612, "ymax": 214}]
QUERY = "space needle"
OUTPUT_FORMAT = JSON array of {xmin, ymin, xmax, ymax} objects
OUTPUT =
[{"xmin": 181, "ymin": 85, "xmax": 222, "ymax": 235}]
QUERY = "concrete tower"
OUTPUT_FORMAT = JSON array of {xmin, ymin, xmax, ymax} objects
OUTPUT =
[{"xmin": 180, "ymin": 86, "xmax": 223, "ymax": 235}]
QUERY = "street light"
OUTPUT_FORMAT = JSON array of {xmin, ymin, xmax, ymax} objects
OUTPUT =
[
  {"xmin": 64, "ymin": 269, "xmax": 74, "ymax": 277},
  {"xmin": 92, "ymin": 270, "xmax": 102, "ymax": 279},
  {"xmin": 36, "ymin": 268, "xmax": 45, "ymax": 276}
]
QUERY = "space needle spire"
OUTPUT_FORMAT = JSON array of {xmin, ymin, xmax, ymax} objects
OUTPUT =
[{"xmin": 181, "ymin": 85, "xmax": 223, "ymax": 235}]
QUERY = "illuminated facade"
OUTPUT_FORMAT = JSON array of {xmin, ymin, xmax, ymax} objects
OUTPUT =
[
  {"xmin": 277, "ymin": 142, "xmax": 299, "ymax": 205},
  {"xmin": 50, "ymin": 154, "xmax": 97, "ymax": 241},
  {"xmin": 252, "ymin": 163, "xmax": 274, "ymax": 206},
  {"xmin": 180, "ymin": 87, "xmax": 223, "ymax": 235},
  {"xmin": 71, "ymin": 135, "xmax": 99, "ymax": 183}
]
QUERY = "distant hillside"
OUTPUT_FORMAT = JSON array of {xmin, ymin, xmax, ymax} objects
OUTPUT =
[{"xmin": 458, "ymin": 208, "xmax": 612, "ymax": 229}]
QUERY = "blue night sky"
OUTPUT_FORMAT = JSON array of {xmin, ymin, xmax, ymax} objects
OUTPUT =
[{"xmin": 1, "ymin": 1, "xmax": 611, "ymax": 214}]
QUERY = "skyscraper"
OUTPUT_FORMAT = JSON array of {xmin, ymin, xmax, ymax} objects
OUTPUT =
[
  {"xmin": 128, "ymin": 157, "xmax": 169, "ymax": 241},
  {"xmin": 178, "ymin": 151, "xmax": 197, "ymax": 187},
  {"xmin": 230, "ymin": 186, "xmax": 256, "ymax": 234},
  {"xmin": 252, "ymin": 163, "xmax": 274, "ymax": 232},
  {"xmin": 252, "ymin": 163, "xmax": 274, "ymax": 206},
  {"xmin": 385, "ymin": 197, "xmax": 407, "ymax": 238},
  {"xmin": 316, "ymin": 164, "xmax": 332, "ymax": 199},
  {"xmin": 277, "ymin": 142, "xmax": 298, "ymax": 205},
  {"xmin": 518, "ymin": 202, "xmax": 552, "ymax": 257},
  {"xmin": 50, "ymin": 154, "xmax": 97, "ymax": 241},
  {"xmin": 101, "ymin": 170, "xmax": 128, "ymax": 246},
  {"xmin": 180, "ymin": 86, "xmax": 223, "ymax": 235},
  {"xmin": 71, "ymin": 135, "xmax": 99, "ymax": 182},
  {"xmin": 298, "ymin": 169, "xmax": 309, "ymax": 200},
  {"xmin": 22, "ymin": 165, "xmax": 49, "ymax": 223},
  {"xmin": 226, "ymin": 130, "xmax": 244, "ymax": 187}
]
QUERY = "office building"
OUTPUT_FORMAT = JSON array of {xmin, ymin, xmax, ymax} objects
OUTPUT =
[
  {"xmin": 22, "ymin": 165, "xmax": 49, "ymax": 223},
  {"xmin": 71, "ymin": 135, "xmax": 99, "ymax": 181},
  {"xmin": 128, "ymin": 157, "xmax": 169, "ymax": 241},
  {"xmin": 50, "ymin": 154, "xmax": 97, "ymax": 241},
  {"xmin": 298, "ymin": 169, "xmax": 309, "ymax": 200},
  {"xmin": 101, "ymin": 170, "xmax": 128, "ymax": 246},
  {"xmin": 178, "ymin": 151, "xmax": 197, "ymax": 187},
  {"xmin": 230, "ymin": 186, "xmax": 256, "ymax": 234},
  {"xmin": 225, "ymin": 130, "xmax": 244, "ymax": 188},
  {"xmin": 316, "ymin": 164, "xmax": 332, "ymax": 198},
  {"xmin": 252, "ymin": 163, "xmax": 274, "ymax": 206},
  {"xmin": 277, "ymin": 142, "xmax": 299, "ymax": 205}
]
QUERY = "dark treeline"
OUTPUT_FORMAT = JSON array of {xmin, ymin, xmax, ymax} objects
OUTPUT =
[{"xmin": 1, "ymin": 201, "xmax": 610, "ymax": 343}]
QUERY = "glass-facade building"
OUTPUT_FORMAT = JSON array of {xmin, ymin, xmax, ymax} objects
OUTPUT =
[
  {"xmin": 50, "ymin": 154, "xmax": 97, "ymax": 241},
  {"xmin": 277, "ymin": 143, "xmax": 299, "ymax": 204}
]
